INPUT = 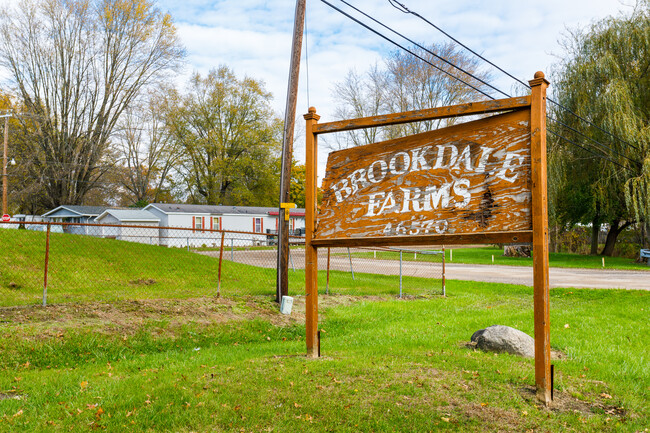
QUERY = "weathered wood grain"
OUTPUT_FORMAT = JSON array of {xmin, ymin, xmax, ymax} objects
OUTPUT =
[
  {"xmin": 314, "ymin": 96, "xmax": 531, "ymax": 134},
  {"xmin": 311, "ymin": 230, "xmax": 532, "ymax": 248},
  {"xmin": 315, "ymin": 110, "xmax": 532, "ymax": 245}
]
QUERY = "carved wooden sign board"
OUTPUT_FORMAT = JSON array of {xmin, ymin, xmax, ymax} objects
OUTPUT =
[
  {"xmin": 314, "ymin": 108, "xmax": 533, "ymax": 247},
  {"xmin": 304, "ymin": 78, "xmax": 551, "ymax": 404}
]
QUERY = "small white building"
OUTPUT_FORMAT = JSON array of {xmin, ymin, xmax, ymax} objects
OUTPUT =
[
  {"xmin": 95, "ymin": 209, "xmax": 160, "ymax": 245},
  {"xmin": 143, "ymin": 203, "xmax": 306, "ymax": 248}
]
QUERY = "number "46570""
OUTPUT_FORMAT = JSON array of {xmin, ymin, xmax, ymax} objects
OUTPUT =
[{"xmin": 383, "ymin": 219, "xmax": 449, "ymax": 236}]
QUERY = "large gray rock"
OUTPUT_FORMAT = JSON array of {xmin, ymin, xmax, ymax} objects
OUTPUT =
[{"xmin": 471, "ymin": 325, "xmax": 535, "ymax": 358}]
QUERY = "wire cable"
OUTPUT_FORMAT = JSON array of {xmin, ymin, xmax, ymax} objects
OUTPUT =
[
  {"xmin": 547, "ymin": 128, "xmax": 633, "ymax": 172},
  {"xmin": 338, "ymin": 0, "xmax": 510, "ymax": 99},
  {"xmin": 319, "ymin": 0, "xmax": 495, "ymax": 100},
  {"xmin": 386, "ymin": 0, "xmax": 641, "ymax": 151},
  {"xmin": 547, "ymin": 115, "xmax": 642, "ymax": 167}
]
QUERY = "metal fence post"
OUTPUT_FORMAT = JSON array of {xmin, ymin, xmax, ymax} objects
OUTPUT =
[
  {"xmin": 231, "ymin": 238, "xmax": 234, "ymax": 261},
  {"xmin": 347, "ymin": 247, "xmax": 355, "ymax": 281},
  {"xmin": 442, "ymin": 246, "xmax": 446, "ymax": 297},
  {"xmin": 187, "ymin": 237, "xmax": 190, "ymax": 252},
  {"xmin": 399, "ymin": 249, "xmax": 403, "ymax": 298},
  {"xmin": 289, "ymin": 246, "xmax": 296, "ymax": 271},
  {"xmin": 326, "ymin": 247, "xmax": 330, "ymax": 295},
  {"xmin": 42, "ymin": 222, "xmax": 51, "ymax": 307},
  {"xmin": 217, "ymin": 231, "xmax": 225, "ymax": 298}
]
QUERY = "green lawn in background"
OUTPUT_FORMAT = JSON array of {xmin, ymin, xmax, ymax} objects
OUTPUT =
[{"xmin": 346, "ymin": 246, "xmax": 649, "ymax": 270}]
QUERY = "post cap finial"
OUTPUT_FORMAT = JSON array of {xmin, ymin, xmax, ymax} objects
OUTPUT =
[
  {"xmin": 304, "ymin": 107, "xmax": 320, "ymax": 121},
  {"xmin": 534, "ymin": 71, "xmax": 545, "ymax": 79}
]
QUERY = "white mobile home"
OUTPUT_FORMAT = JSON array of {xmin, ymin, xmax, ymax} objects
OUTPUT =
[
  {"xmin": 95, "ymin": 209, "xmax": 160, "ymax": 245},
  {"xmin": 143, "ymin": 203, "xmax": 306, "ymax": 248}
]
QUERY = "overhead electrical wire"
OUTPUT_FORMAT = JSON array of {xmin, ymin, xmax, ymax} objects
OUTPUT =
[
  {"xmin": 546, "ymin": 115, "xmax": 642, "ymax": 167},
  {"xmin": 338, "ymin": 0, "xmax": 641, "ymax": 168},
  {"xmin": 321, "ymin": 0, "xmax": 638, "ymax": 172},
  {"xmin": 547, "ymin": 128, "xmax": 631, "ymax": 172},
  {"xmin": 337, "ymin": 0, "xmax": 510, "ymax": 99},
  {"xmin": 385, "ymin": 0, "xmax": 641, "ymax": 152},
  {"xmin": 319, "ymin": 0, "xmax": 494, "ymax": 100}
]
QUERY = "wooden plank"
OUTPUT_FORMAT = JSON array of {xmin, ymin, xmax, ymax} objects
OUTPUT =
[
  {"xmin": 529, "ymin": 72, "xmax": 551, "ymax": 405},
  {"xmin": 304, "ymin": 107, "xmax": 320, "ymax": 358},
  {"xmin": 311, "ymin": 230, "xmax": 532, "ymax": 248},
  {"xmin": 314, "ymin": 96, "xmax": 531, "ymax": 134},
  {"xmin": 316, "ymin": 110, "xmax": 532, "ymax": 243}
]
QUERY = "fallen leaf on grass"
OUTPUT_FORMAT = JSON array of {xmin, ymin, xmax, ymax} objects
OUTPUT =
[
  {"xmin": 13, "ymin": 410, "xmax": 23, "ymax": 418},
  {"xmin": 600, "ymin": 393, "xmax": 612, "ymax": 399},
  {"xmin": 80, "ymin": 381, "xmax": 88, "ymax": 389},
  {"xmin": 441, "ymin": 417, "xmax": 450, "ymax": 422}
]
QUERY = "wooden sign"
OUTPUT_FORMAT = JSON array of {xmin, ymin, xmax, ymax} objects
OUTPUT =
[
  {"xmin": 304, "ymin": 73, "xmax": 551, "ymax": 405},
  {"xmin": 316, "ymin": 110, "xmax": 531, "ymax": 243}
]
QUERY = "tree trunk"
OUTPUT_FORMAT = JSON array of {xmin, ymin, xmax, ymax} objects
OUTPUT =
[
  {"xmin": 590, "ymin": 218, "xmax": 601, "ymax": 255},
  {"xmin": 600, "ymin": 220, "xmax": 633, "ymax": 256}
]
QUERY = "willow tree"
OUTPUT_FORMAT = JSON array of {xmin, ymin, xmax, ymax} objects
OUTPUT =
[
  {"xmin": 550, "ymin": 1, "xmax": 650, "ymax": 255},
  {"xmin": 0, "ymin": 0, "xmax": 185, "ymax": 209}
]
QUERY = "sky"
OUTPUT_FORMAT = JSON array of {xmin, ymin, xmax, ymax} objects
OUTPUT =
[
  {"xmin": 153, "ymin": 0, "xmax": 635, "ymax": 168},
  {"xmin": 1, "ymin": 0, "xmax": 636, "ymax": 171}
]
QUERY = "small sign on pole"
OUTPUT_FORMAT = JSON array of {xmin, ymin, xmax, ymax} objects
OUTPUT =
[{"xmin": 2, "ymin": 214, "xmax": 9, "ymax": 222}]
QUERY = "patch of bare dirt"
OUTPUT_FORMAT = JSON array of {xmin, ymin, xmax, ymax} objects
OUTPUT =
[
  {"xmin": 0, "ymin": 294, "xmax": 392, "ymax": 338},
  {"xmin": 518, "ymin": 385, "xmax": 628, "ymax": 419}
]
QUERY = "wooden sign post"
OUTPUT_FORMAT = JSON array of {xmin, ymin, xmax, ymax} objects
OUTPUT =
[{"xmin": 304, "ymin": 72, "xmax": 551, "ymax": 404}]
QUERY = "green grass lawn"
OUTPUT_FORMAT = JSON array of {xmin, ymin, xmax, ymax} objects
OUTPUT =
[
  {"xmin": 347, "ymin": 246, "xmax": 649, "ymax": 270},
  {"xmin": 1, "ymin": 228, "xmax": 648, "ymax": 431},
  {"xmin": 0, "ymin": 286, "xmax": 647, "ymax": 432}
]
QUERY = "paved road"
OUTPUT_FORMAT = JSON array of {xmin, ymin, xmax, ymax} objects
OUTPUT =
[{"xmin": 198, "ymin": 249, "xmax": 650, "ymax": 290}]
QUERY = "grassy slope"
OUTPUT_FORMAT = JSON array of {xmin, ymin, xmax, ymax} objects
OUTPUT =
[{"xmin": 0, "ymin": 228, "xmax": 648, "ymax": 431}]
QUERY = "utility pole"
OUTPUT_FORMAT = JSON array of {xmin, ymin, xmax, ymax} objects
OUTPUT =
[{"xmin": 276, "ymin": 0, "xmax": 307, "ymax": 303}]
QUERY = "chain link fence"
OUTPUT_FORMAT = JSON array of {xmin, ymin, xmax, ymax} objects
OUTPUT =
[{"xmin": 1, "ymin": 221, "xmax": 445, "ymax": 307}]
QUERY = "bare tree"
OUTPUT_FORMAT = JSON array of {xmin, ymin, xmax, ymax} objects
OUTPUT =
[
  {"xmin": 331, "ymin": 64, "xmax": 386, "ymax": 149},
  {"xmin": 331, "ymin": 42, "xmax": 492, "ymax": 148},
  {"xmin": 0, "ymin": 0, "xmax": 185, "ymax": 209},
  {"xmin": 114, "ymin": 89, "xmax": 178, "ymax": 206}
]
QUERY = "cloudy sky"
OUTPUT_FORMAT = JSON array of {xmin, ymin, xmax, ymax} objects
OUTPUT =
[{"xmin": 154, "ymin": 0, "xmax": 634, "ymax": 166}]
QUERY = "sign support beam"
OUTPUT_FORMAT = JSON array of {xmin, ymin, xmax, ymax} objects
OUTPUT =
[
  {"xmin": 304, "ymin": 107, "xmax": 320, "ymax": 358},
  {"xmin": 529, "ymin": 71, "xmax": 551, "ymax": 405}
]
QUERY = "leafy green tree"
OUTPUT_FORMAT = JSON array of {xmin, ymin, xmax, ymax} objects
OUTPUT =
[
  {"xmin": 289, "ymin": 162, "xmax": 306, "ymax": 208},
  {"xmin": 550, "ymin": 1, "xmax": 650, "ymax": 255},
  {"xmin": 163, "ymin": 67, "xmax": 282, "ymax": 206}
]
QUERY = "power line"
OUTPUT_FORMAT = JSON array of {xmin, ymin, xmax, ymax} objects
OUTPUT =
[
  {"xmin": 547, "ymin": 128, "xmax": 633, "ymax": 172},
  {"xmin": 338, "ymin": 0, "xmax": 510, "ymax": 99},
  {"xmin": 385, "ymin": 0, "xmax": 641, "ymax": 152},
  {"xmin": 319, "ymin": 0, "xmax": 495, "ymax": 100},
  {"xmin": 324, "ymin": 0, "xmax": 639, "ymax": 171},
  {"xmin": 546, "ymin": 115, "xmax": 642, "ymax": 167}
]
